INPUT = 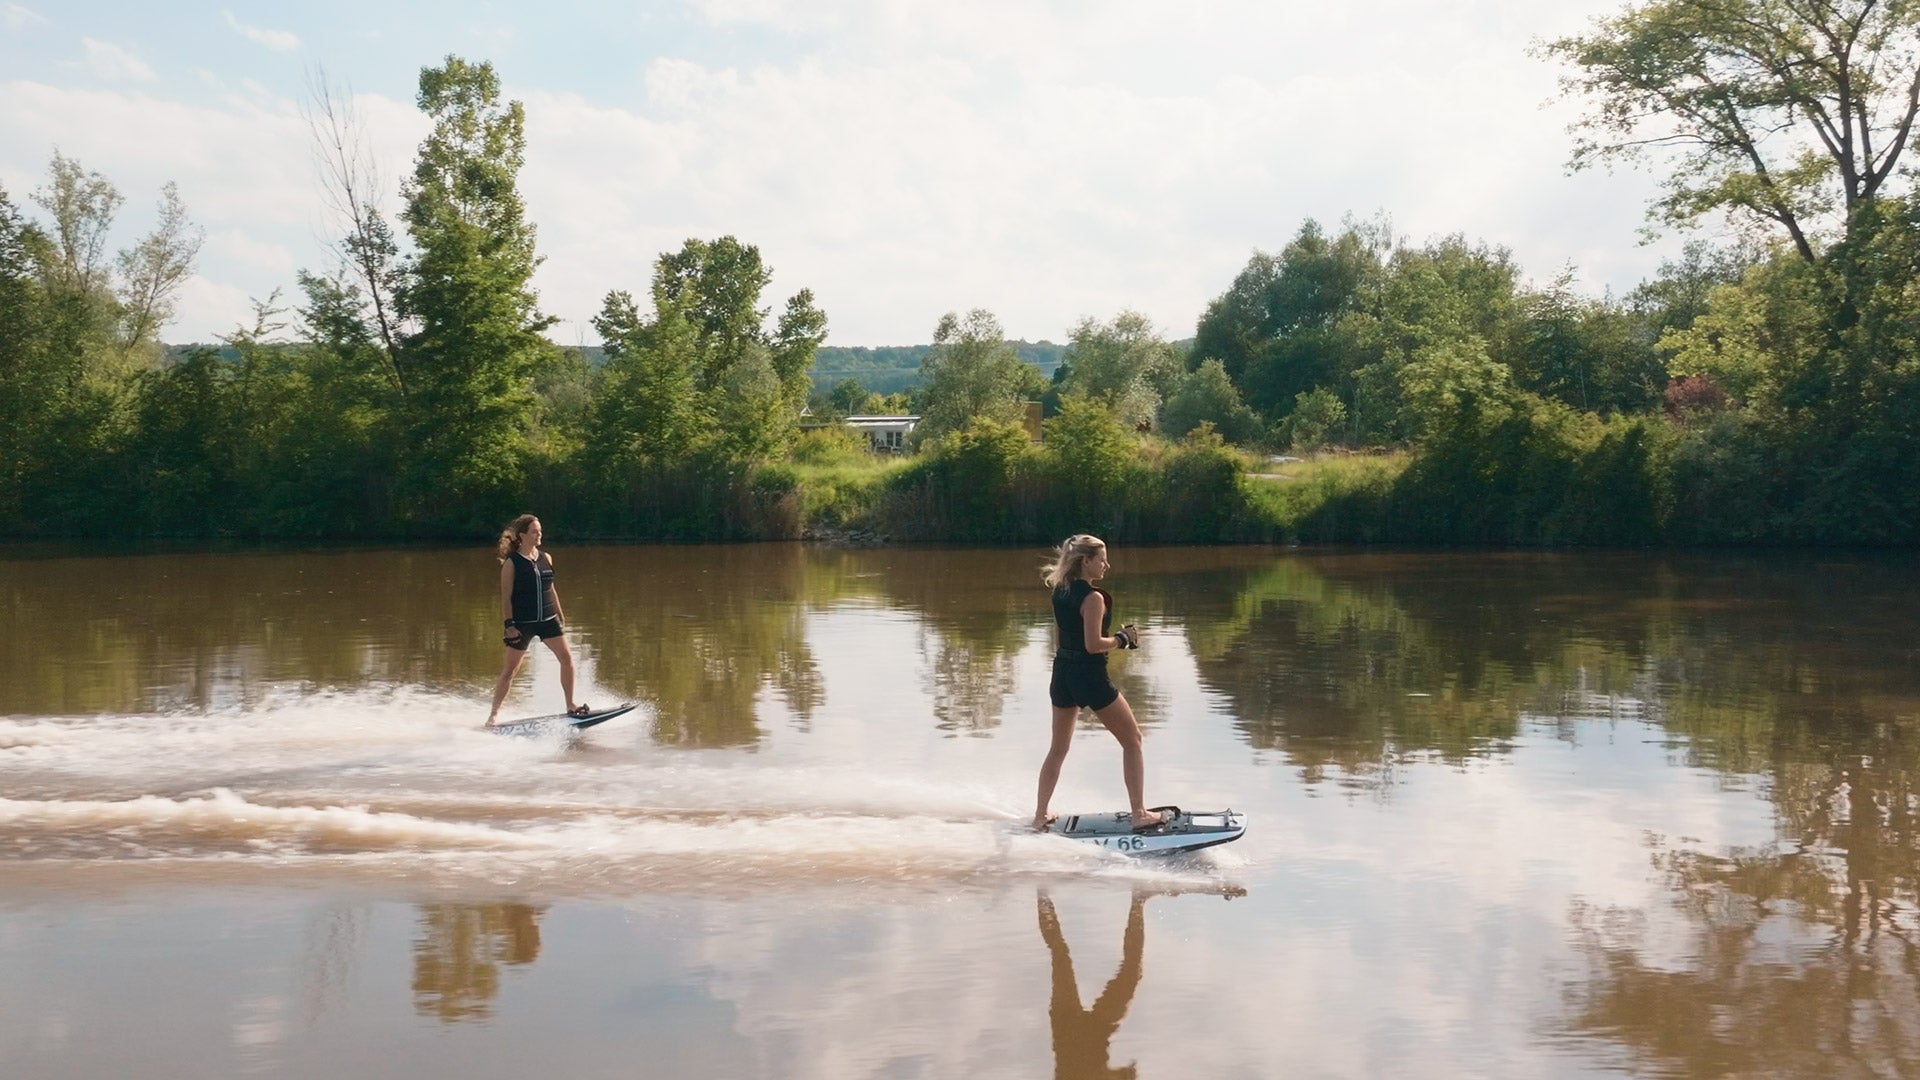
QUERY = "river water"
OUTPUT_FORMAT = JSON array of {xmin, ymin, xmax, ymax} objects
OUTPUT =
[{"xmin": 2, "ymin": 543, "xmax": 1916, "ymax": 1078}]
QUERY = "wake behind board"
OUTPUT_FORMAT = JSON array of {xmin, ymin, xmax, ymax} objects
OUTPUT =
[
  {"xmin": 487, "ymin": 701, "xmax": 638, "ymax": 737},
  {"xmin": 1050, "ymin": 805, "xmax": 1245, "ymax": 855}
]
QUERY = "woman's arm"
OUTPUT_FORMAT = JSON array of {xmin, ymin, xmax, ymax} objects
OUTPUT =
[
  {"xmin": 499, "ymin": 559, "xmax": 515, "ymax": 622},
  {"xmin": 547, "ymin": 553, "xmax": 564, "ymax": 622},
  {"xmin": 1081, "ymin": 591, "xmax": 1118, "ymax": 653}
]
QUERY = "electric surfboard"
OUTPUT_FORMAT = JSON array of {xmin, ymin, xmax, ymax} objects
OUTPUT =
[
  {"xmin": 1049, "ymin": 805, "xmax": 1245, "ymax": 855},
  {"xmin": 486, "ymin": 701, "xmax": 638, "ymax": 737}
]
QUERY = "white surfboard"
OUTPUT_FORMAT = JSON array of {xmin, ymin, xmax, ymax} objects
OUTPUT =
[{"xmin": 1049, "ymin": 805, "xmax": 1246, "ymax": 854}]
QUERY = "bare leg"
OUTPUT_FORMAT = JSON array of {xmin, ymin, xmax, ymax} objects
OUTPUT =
[
  {"xmin": 1033, "ymin": 705, "xmax": 1078, "ymax": 829},
  {"xmin": 1092, "ymin": 693, "xmax": 1163, "ymax": 828},
  {"xmin": 545, "ymin": 634, "xmax": 580, "ymax": 712},
  {"xmin": 487, "ymin": 646, "xmax": 529, "ymax": 724}
]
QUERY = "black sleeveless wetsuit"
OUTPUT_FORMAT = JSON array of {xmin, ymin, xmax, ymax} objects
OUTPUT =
[
  {"xmin": 1049, "ymin": 579, "xmax": 1120, "ymax": 710},
  {"xmin": 505, "ymin": 550, "xmax": 562, "ymax": 649}
]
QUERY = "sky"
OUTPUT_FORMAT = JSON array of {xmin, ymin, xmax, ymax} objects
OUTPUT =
[{"xmin": 0, "ymin": 0, "xmax": 1689, "ymax": 347}]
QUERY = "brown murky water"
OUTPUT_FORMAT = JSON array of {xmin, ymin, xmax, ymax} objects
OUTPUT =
[{"xmin": 2, "ymin": 543, "xmax": 1917, "ymax": 1078}]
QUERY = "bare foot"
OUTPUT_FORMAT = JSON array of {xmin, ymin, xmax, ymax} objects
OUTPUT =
[
  {"xmin": 1130, "ymin": 808, "xmax": 1170, "ymax": 830},
  {"xmin": 1032, "ymin": 813, "xmax": 1058, "ymax": 831}
]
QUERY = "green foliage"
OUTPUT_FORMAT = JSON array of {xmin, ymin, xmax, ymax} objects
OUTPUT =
[
  {"xmin": 913, "ymin": 309, "xmax": 1047, "ymax": 446},
  {"xmin": 1546, "ymin": 0, "xmax": 1920, "ymax": 262},
  {"xmin": 1280, "ymin": 388, "xmax": 1347, "ymax": 452},
  {"xmin": 0, "ymin": 186, "xmax": 50, "ymax": 523},
  {"xmin": 1040, "ymin": 397, "xmax": 1144, "ymax": 534},
  {"xmin": 1192, "ymin": 219, "xmax": 1387, "ymax": 418},
  {"xmin": 393, "ymin": 56, "xmax": 559, "ymax": 530},
  {"xmin": 593, "ymin": 237, "xmax": 826, "ymax": 468},
  {"xmin": 1056, "ymin": 311, "xmax": 1179, "ymax": 428},
  {"xmin": 885, "ymin": 417, "xmax": 1037, "ymax": 541},
  {"xmin": 1155, "ymin": 425, "xmax": 1247, "ymax": 541},
  {"xmin": 789, "ymin": 425, "xmax": 872, "ymax": 468},
  {"xmin": 1162, "ymin": 357, "xmax": 1262, "ymax": 443}
]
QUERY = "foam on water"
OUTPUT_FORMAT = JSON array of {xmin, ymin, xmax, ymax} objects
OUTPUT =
[{"xmin": 1, "ymin": 689, "xmax": 1242, "ymax": 896}]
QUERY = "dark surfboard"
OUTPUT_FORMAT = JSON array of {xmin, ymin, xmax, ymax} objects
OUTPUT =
[{"xmin": 486, "ymin": 701, "xmax": 637, "ymax": 736}]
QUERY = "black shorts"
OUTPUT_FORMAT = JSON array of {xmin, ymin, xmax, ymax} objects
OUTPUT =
[
  {"xmin": 1049, "ymin": 652, "xmax": 1119, "ymax": 711},
  {"xmin": 504, "ymin": 617, "xmax": 564, "ymax": 650}
]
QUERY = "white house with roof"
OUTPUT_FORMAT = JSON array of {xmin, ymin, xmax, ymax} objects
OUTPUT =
[{"xmin": 842, "ymin": 414, "xmax": 920, "ymax": 452}]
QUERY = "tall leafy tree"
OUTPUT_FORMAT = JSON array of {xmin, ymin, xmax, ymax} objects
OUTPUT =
[
  {"xmin": 393, "ymin": 56, "xmax": 558, "ymax": 524},
  {"xmin": 595, "ymin": 237, "xmax": 827, "ymax": 462},
  {"xmin": 1547, "ymin": 0, "xmax": 1920, "ymax": 261},
  {"xmin": 115, "ymin": 182, "xmax": 204, "ymax": 351},
  {"xmin": 0, "ymin": 186, "xmax": 50, "ymax": 522},
  {"xmin": 913, "ymin": 309, "xmax": 1047, "ymax": 446},
  {"xmin": 592, "ymin": 287, "xmax": 707, "ymax": 465},
  {"xmin": 1056, "ymin": 310, "xmax": 1179, "ymax": 429},
  {"xmin": 30, "ymin": 152, "xmax": 123, "ymax": 389},
  {"xmin": 1192, "ymin": 219, "xmax": 1388, "ymax": 418}
]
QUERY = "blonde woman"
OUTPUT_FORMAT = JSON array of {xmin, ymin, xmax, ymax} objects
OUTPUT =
[
  {"xmin": 485, "ymin": 514, "xmax": 587, "ymax": 726},
  {"xmin": 1033, "ymin": 534, "xmax": 1167, "ymax": 831}
]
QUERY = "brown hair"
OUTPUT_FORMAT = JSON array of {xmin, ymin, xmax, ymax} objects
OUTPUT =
[
  {"xmin": 1041, "ymin": 534, "xmax": 1105, "ymax": 591},
  {"xmin": 496, "ymin": 514, "xmax": 538, "ymax": 562}
]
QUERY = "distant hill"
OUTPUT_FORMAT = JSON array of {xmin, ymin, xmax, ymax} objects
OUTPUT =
[
  {"xmin": 809, "ymin": 341, "xmax": 1065, "ymax": 394},
  {"xmin": 162, "ymin": 340, "xmax": 1070, "ymax": 396}
]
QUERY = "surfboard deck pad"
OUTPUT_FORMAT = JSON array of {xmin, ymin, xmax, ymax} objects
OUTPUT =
[
  {"xmin": 486, "ymin": 701, "xmax": 638, "ymax": 737},
  {"xmin": 1049, "ymin": 805, "xmax": 1245, "ymax": 854}
]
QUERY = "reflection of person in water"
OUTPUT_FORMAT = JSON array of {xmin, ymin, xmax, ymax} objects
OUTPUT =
[
  {"xmin": 1034, "ymin": 534, "xmax": 1165, "ymax": 831},
  {"xmin": 486, "ymin": 514, "xmax": 587, "ymax": 726},
  {"xmin": 1038, "ymin": 890, "xmax": 1146, "ymax": 1080}
]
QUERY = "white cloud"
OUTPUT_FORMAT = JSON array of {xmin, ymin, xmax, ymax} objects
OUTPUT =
[
  {"xmin": 3, "ymin": 3, "xmax": 47, "ymax": 32},
  {"xmin": 514, "ymin": 2, "xmax": 1671, "ymax": 345},
  {"xmin": 80, "ymin": 38, "xmax": 154, "ymax": 81},
  {"xmin": 206, "ymin": 229, "xmax": 295, "ymax": 273},
  {"xmin": 7, "ymin": 2, "xmax": 1685, "ymax": 344},
  {"xmin": 222, "ymin": 11, "xmax": 300, "ymax": 53}
]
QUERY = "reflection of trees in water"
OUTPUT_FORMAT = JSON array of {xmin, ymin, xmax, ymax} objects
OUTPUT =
[
  {"xmin": 411, "ymin": 903, "xmax": 545, "ymax": 1023},
  {"xmin": 1165, "ymin": 556, "xmax": 1549, "ymax": 781},
  {"xmin": 1038, "ymin": 890, "xmax": 1145, "ymax": 1080},
  {"xmin": 829, "ymin": 549, "xmax": 1038, "ymax": 736},
  {"xmin": 921, "ymin": 623, "xmax": 1023, "ymax": 735},
  {"xmin": 1564, "ymin": 835, "xmax": 1920, "ymax": 1077},
  {"xmin": 832, "ymin": 547, "xmax": 1172, "ymax": 735},
  {"xmin": 574, "ymin": 544, "xmax": 822, "ymax": 747},
  {"xmin": 0, "ymin": 548, "xmax": 510, "ymax": 714},
  {"xmin": 1173, "ymin": 552, "xmax": 1920, "ymax": 800}
]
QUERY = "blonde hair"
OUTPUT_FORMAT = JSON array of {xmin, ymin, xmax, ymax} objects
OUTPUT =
[
  {"xmin": 496, "ymin": 514, "xmax": 538, "ymax": 562},
  {"xmin": 1042, "ymin": 534, "xmax": 1106, "ymax": 591}
]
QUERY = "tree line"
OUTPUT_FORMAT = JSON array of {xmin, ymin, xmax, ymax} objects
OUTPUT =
[{"xmin": 4, "ymin": 0, "xmax": 1918, "ymax": 544}]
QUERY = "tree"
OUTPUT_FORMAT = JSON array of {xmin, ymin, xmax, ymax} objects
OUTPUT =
[
  {"xmin": 913, "ymin": 309, "xmax": 1047, "ymax": 446},
  {"xmin": 1514, "ymin": 269, "xmax": 1666, "ymax": 415},
  {"xmin": 0, "ymin": 185, "xmax": 50, "ymax": 522},
  {"xmin": 595, "ymin": 237, "xmax": 827, "ymax": 462},
  {"xmin": 1161, "ymin": 358, "xmax": 1262, "ymax": 444},
  {"xmin": 592, "ymin": 288, "xmax": 707, "ymax": 465},
  {"xmin": 30, "ymin": 152, "xmax": 123, "ymax": 388},
  {"xmin": 1192, "ymin": 219, "xmax": 1389, "ymax": 419},
  {"xmin": 1056, "ymin": 310, "xmax": 1180, "ymax": 429},
  {"xmin": 393, "ymin": 56, "xmax": 559, "ymax": 524},
  {"xmin": 1347, "ymin": 236, "xmax": 1524, "ymax": 441},
  {"xmin": 1281, "ymin": 388, "xmax": 1348, "ymax": 452},
  {"xmin": 1547, "ymin": 0, "xmax": 1920, "ymax": 261},
  {"xmin": 303, "ymin": 67, "xmax": 407, "ymax": 392},
  {"xmin": 32, "ymin": 150, "xmax": 122, "ymax": 300},
  {"xmin": 115, "ymin": 182, "xmax": 203, "ymax": 350}
]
